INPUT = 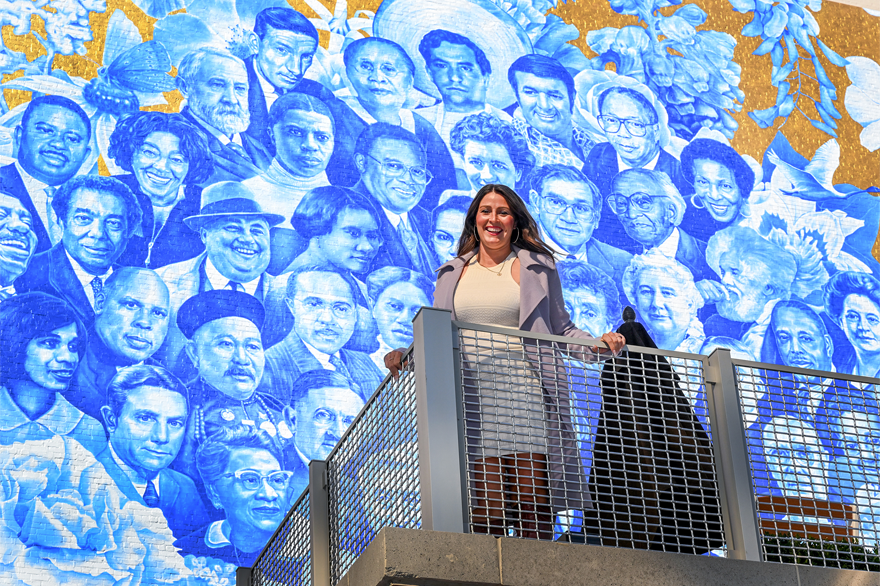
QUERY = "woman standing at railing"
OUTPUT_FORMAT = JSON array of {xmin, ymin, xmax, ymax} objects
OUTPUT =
[{"xmin": 385, "ymin": 184, "xmax": 625, "ymax": 540}]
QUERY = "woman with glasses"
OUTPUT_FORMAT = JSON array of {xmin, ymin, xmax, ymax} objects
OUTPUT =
[
  {"xmin": 175, "ymin": 425, "xmax": 293, "ymax": 565},
  {"xmin": 384, "ymin": 183, "xmax": 625, "ymax": 540}
]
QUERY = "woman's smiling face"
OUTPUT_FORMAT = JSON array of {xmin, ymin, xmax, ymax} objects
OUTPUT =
[{"xmin": 475, "ymin": 191, "xmax": 515, "ymax": 250}]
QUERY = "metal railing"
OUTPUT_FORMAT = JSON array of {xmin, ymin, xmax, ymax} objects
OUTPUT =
[{"xmin": 250, "ymin": 307, "xmax": 880, "ymax": 585}]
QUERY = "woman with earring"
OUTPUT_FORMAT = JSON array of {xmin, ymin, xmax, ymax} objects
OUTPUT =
[{"xmin": 385, "ymin": 183, "xmax": 625, "ymax": 540}]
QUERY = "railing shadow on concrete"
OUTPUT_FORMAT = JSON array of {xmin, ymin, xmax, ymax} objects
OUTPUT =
[{"xmin": 244, "ymin": 307, "xmax": 880, "ymax": 586}]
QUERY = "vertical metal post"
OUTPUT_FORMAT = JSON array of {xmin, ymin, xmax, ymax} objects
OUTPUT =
[
  {"xmin": 412, "ymin": 307, "xmax": 467, "ymax": 533},
  {"xmin": 705, "ymin": 348, "xmax": 763, "ymax": 561},
  {"xmin": 235, "ymin": 567, "xmax": 252, "ymax": 586},
  {"xmin": 309, "ymin": 460, "xmax": 331, "ymax": 586}
]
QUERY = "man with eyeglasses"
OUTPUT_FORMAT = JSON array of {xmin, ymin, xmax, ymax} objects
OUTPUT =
[
  {"xmin": 528, "ymin": 164, "xmax": 632, "ymax": 284},
  {"xmin": 174, "ymin": 425, "xmax": 292, "ymax": 565},
  {"xmin": 608, "ymin": 168, "xmax": 711, "ymax": 282},
  {"xmin": 80, "ymin": 364, "xmax": 208, "ymax": 541},
  {"xmin": 354, "ymin": 123, "xmax": 437, "ymax": 277},
  {"xmin": 281, "ymin": 370, "xmax": 366, "ymax": 498},
  {"xmin": 263, "ymin": 265, "xmax": 382, "ymax": 404},
  {"xmin": 585, "ymin": 86, "xmax": 686, "ymax": 252}
]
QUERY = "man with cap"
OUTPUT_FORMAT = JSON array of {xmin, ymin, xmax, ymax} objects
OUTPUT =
[
  {"xmin": 173, "ymin": 289, "xmax": 289, "ymax": 481},
  {"xmin": 155, "ymin": 181, "xmax": 284, "ymax": 370}
]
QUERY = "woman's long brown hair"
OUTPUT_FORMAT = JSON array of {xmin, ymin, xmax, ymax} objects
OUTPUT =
[{"xmin": 456, "ymin": 184, "xmax": 557, "ymax": 259}]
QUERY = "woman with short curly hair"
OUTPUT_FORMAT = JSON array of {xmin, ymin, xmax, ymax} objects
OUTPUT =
[{"xmin": 450, "ymin": 112, "xmax": 535, "ymax": 193}]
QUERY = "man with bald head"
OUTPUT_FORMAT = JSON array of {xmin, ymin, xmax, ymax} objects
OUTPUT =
[
  {"xmin": 177, "ymin": 47, "xmax": 272, "ymax": 184},
  {"xmin": 67, "ymin": 267, "xmax": 171, "ymax": 420}
]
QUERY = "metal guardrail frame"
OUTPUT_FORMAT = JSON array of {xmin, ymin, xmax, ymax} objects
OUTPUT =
[{"xmin": 309, "ymin": 460, "xmax": 330, "ymax": 586}]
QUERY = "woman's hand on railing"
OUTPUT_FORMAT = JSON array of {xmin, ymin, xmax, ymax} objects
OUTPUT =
[
  {"xmin": 597, "ymin": 332, "xmax": 626, "ymax": 356},
  {"xmin": 384, "ymin": 349, "xmax": 405, "ymax": 381}
]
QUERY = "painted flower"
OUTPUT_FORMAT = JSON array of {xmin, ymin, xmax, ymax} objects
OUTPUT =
[{"xmin": 845, "ymin": 56, "xmax": 880, "ymax": 152}]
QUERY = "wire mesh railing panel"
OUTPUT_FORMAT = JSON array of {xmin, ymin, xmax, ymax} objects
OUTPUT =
[
  {"xmin": 252, "ymin": 489, "xmax": 311, "ymax": 586},
  {"xmin": 735, "ymin": 364, "xmax": 880, "ymax": 570},
  {"xmin": 457, "ymin": 327, "xmax": 725, "ymax": 555},
  {"xmin": 326, "ymin": 351, "xmax": 420, "ymax": 584}
]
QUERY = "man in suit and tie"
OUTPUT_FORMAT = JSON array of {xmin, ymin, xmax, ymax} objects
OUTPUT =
[
  {"xmin": 67, "ymin": 267, "xmax": 170, "ymax": 421},
  {"xmin": 528, "ymin": 164, "xmax": 632, "ymax": 285},
  {"xmin": 177, "ymin": 48, "xmax": 273, "ymax": 185},
  {"xmin": 156, "ymin": 181, "xmax": 284, "ymax": 370},
  {"xmin": 0, "ymin": 192, "xmax": 38, "ymax": 300},
  {"xmin": 280, "ymin": 370, "xmax": 365, "ymax": 497},
  {"xmin": 79, "ymin": 364, "xmax": 208, "ymax": 540},
  {"xmin": 608, "ymin": 168, "xmax": 712, "ymax": 282},
  {"xmin": 262, "ymin": 265, "xmax": 383, "ymax": 402},
  {"xmin": 1, "ymin": 95, "xmax": 92, "ymax": 254},
  {"xmin": 353, "ymin": 123, "xmax": 436, "ymax": 277},
  {"xmin": 15, "ymin": 175, "xmax": 142, "ymax": 326}
]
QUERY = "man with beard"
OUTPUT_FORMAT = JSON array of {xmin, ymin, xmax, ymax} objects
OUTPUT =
[
  {"xmin": 0, "ymin": 193, "xmax": 38, "ymax": 299},
  {"xmin": 67, "ymin": 267, "xmax": 171, "ymax": 421},
  {"xmin": 704, "ymin": 225, "xmax": 797, "ymax": 357},
  {"xmin": 0, "ymin": 95, "xmax": 92, "ymax": 253},
  {"xmin": 262, "ymin": 265, "xmax": 381, "ymax": 402},
  {"xmin": 156, "ymin": 182, "xmax": 284, "ymax": 371},
  {"xmin": 174, "ymin": 290, "xmax": 287, "ymax": 481},
  {"xmin": 15, "ymin": 175, "xmax": 142, "ymax": 326},
  {"xmin": 177, "ymin": 48, "xmax": 272, "ymax": 185}
]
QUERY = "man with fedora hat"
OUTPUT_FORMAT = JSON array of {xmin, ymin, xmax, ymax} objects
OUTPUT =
[
  {"xmin": 156, "ymin": 181, "xmax": 285, "ymax": 370},
  {"xmin": 172, "ymin": 289, "xmax": 289, "ymax": 481}
]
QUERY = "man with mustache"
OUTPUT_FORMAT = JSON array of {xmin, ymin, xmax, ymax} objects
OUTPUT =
[
  {"xmin": 280, "ymin": 370, "xmax": 365, "ymax": 497},
  {"xmin": 15, "ymin": 175, "xmax": 142, "ymax": 326},
  {"xmin": 262, "ymin": 265, "xmax": 381, "ymax": 402},
  {"xmin": 67, "ymin": 267, "xmax": 170, "ymax": 421},
  {"xmin": 609, "ymin": 168, "xmax": 711, "ymax": 282},
  {"xmin": 177, "ymin": 48, "xmax": 272, "ymax": 185},
  {"xmin": 353, "ymin": 123, "xmax": 436, "ymax": 277},
  {"xmin": 79, "ymin": 364, "xmax": 208, "ymax": 541},
  {"xmin": 0, "ymin": 95, "xmax": 92, "ymax": 254},
  {"xmin": 174, "ymin": 289, "xmax": 287, "ymax": 481},
  {"xmin": 0, "ymin": 192, "xmax": 38, "ymax": 299},
  {"xmin": 156, "ymin": 181, "xmax": 284, "ymax": 370}
]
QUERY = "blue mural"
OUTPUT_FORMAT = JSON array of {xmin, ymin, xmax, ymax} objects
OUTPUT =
[{"xmin": 0, "ymin": 0, "xmax": 877, "ymax": 581}]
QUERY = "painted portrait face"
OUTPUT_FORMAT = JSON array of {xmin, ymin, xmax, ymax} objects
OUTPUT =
[
  {"xmin": 106, "ymin": 385, "xmax": 187, "ymax": 476},
  {"xmin": 534, "ymin": 178, "xmax": 598, "ymax": 253},
  {"xmin": 253, "ymin": 26, "xmax": 316, "ymax": 92},
  {"xmin": 692, "ymin": 158, "xmax": 743, "ymax": 224},
  {"xmin": 24, "ymin": 322, "xmax": 79, "ymax": 392},
  {"xmin": 599, "ymin": 92, "xmax": 660, "ymax": 167},
  {"xmin": 314, "ymin": 206, "xmax": 380, "ymax": 274},
  {"xmin": 358, "ymin": 138, "xmax": 427, "ymax": 214},
  {"xmin": 373, "ymin": 280, "xmax": 429, "ymax": 348},
  {"xmin": 832, "ymin": 410, "xmax": 880, "ymax": 477},
  {"xmin": 16, "ymin": 103, "xmax": 90, "ymax": 186},
  {"xmin": 425, "ymin": 41, "xmax": 489, "ymax": 111},
  {"xmin": 841, "ymin": 294, "xmax": 880, "ymax": 356},
  {"xmin": 289, "ymin": 271, "xmax": 357, "ymax": 355},
  {"xmin": 634, "ymin": 268, "xmax": 695, "ymax": 344},
  {"xmin": 131, "ymin": 131, "xmax": 189, "ymax": 204},
  {"xmin": 564, "ymin": 288, "xmax": 612, "ymax": 337},
  {"xmin": 611, "ymin": 174, "xmax": 675, "ymax": 248},
  {"xmin": 432, "ymin": 208, "xmax": 465, "ymax": 264},
  {"xmin": 772, "ymin": 306, "xmax": 833, "ymax": 371},
  {"xmin": 211, "ymin": 448, "xmax": 289, "ymax": 535},
  {"xmin": 202, "ymin": 217, "xmax": 271, "ymax": 284},
  {"xmin": 762, "ymin": 418, "xmax": 828, "ymax": 500},
  {"xmin": 96, "ymin": 270, "xmax": 170, "ymax": 363},
  {"xmin": 512, "ymin": 71, "xmax": 572, "ymax": 142},
  {"xmin": 716, "ymin": 251, "xmax": 776, "ymax": 323},
  {"xmin": 59, "ymin": 188, "xmax": 130, "ymax": 275},
  {"xmin": 346, "ymin": 42, "xmax": 413, "ymax": 114},
  {"xmin": 189, "ymin": 316, "xmax": 265, "ymax": 400},
  {"xmin": 0, "ymin": 193, "xmax": 37, "ymax": 286},
  {"xmin": 185, "ymin": 54, "xmax": 250, "ymax": 137},
  {"xmin": 293, "ymin": 386, "xmax": 364, "ymax": 461},
  {"xmin": 461, "ymin": 140, "xmax": 519, "ymax": 191},
  {"xmin": 272, "ymin": 108, "xmax": 334, "ymax": 179}
]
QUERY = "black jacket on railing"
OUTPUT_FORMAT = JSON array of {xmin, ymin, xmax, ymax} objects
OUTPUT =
[{"xmin": 588, "ymin": 317, "xmax": 725, "ymax": 555}]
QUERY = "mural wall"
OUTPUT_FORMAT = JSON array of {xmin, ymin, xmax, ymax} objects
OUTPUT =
[{"xmin": 0, "ymin": 0, "xmax": 877, "ymax": 581}]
